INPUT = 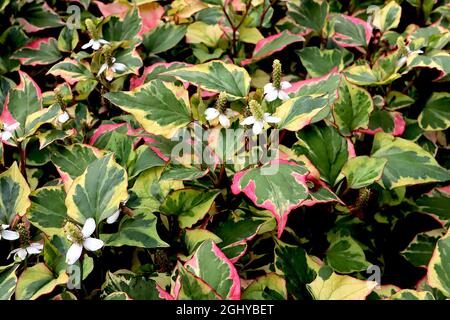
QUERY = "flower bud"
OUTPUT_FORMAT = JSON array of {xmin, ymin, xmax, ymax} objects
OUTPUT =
[
  {"xmin": 63, "ymin": 221, "xmax": 84, "ymax": 244},
  {"xmin": 215, "ymin": 92, "xmax": 228, "ymax": 112},
  {"xmin": 249, "ymin": 100, "xmax": 264, "ymax": 121},
  {"xmin": 272, "ymin": 59, "xmax": 282, "ymax": 90}
]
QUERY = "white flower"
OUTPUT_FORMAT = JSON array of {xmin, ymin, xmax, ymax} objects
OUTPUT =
[
  {"xmin": 107, "ymin": 209, "xmax": 120, "ymax": 224},
  {"xmin": 66, "ymin": 218, "xmax": 104, "ymax": 265},
  {"xmin": 0, "ymin": 224, "xmax": 19, "ymax": 241},
  {"xmin": 397, "ymin": 47, "xmax": 423, "ymax": 69},
  {"xmin": 204, "ymin": 108, "xmax": 239, "ymax": 128},
  {"xmin": 58, "ymin": 111, "xmax": 70, "ymax": 124},
  {"xmin": 81, "ymin": 38, "xmax": 109, "ymax": 51},
  {"xmin": 241, "ymin": 113, "xmax": 281, "ymax": 135},
  {"xmin": 8, "ymin": 242, "xmax": 43, "ymax": 261},
  {"xmin": 1, "ymin": 121, "xmax": 20, "ymax": 141},
  {"xmin": 98, "ymin": 57, "xmax": 127, "ymax": 81},
  {"xmin": 264, "ymin": 81, "xmax": 292, "ymax": 102},
  {"xmin": 106, "ymin": 195, "xmax": 129, "ymax": 224}
]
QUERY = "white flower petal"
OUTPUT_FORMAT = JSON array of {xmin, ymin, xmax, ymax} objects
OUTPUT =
[
  {"xmin": 252, "ymin": 121, "xmax": 264, "ymax": 135},
  {"xmin": 98, "ymin": 63, "xmax": 108, "ymax": 76},
  {"xmin": 8, "ymin": 248, "xmax": 20, "ymax": 260},
  {"xmin": 83, "ymin": 237, "xmax": 104, "ymax": 251},
  {"xmin": 205, "ymin": 108, "xmax": 220, "ymax": 121},
  {"xmin": 265, "ymin": 90, "xmax": 279, "ymax": 102},
  {"xmin": 16, "ymin": 249, "xmax": 28, "ymax": 261},
  {"xmin": 5, "ymin": 122, "xmax": 20, "ymax": 131},
  {"xmin": 58, "ymin": 112, "xmax": 70, "ymax": 124},
  {"xmin": 106, "ymin": 210, "xmax": 120, "ymax": 224},
  {"xmin": 81, "ymin": 39, "xmax": 94, "ymax": 50},
  {"xmin": 396, "ymin": 56, "xmax": 407, "ymax": 69},
  {"xmin": 26, "ymin": 243, "xmax": 43, "ymax": 255},
  {"xmin": 106, "ymin": 74, "xmax": 114, "ymax": 81},
  {"xmin": 81, "ymin": 218, "xmax": 96, "ymax": 238},
  {"xmin": 278, "ymin": 90, "xmax": 290, "ymax": 101},
  {"xmin": 92, "ymin": 41, "xmax": 101, "ymax": 50},
  {"xmin": 241, "ymin": 116, "xmax": 256, "ymax": 125},
  {"xmin": 281, "ymin": 81, "xmax": 292, "ymax": 90},
  {"xmin": 98, "ymin": 39, "xmax": 110, "ymax": 45},
  {"xmin": 66, "ymin": 243, "xmax": 83, "ymax": 265},
  {"xmin": 264, "ymin": 114, "xmax": 281, "ymax": 124},
  {"xmin": 112, "ymin": 63, "xmax": 126, "ymax": 72},
  {"xmin": 1, "ymin": 131, "xmax": 12, "ymax": 141},
  {"xmin": 2, "ymin": 224, "xmax": 10, "ymax": 230},
  {"xmin": 218, "ymin": 114, "xmax": 231, "ymax": 128},
  {"xmin": 1, "ymin": 229, "xmax": 19, "ymax": 240},
  {"xmin": 263, "ymin": 83, "xmax": 275, "ymax": 94}
]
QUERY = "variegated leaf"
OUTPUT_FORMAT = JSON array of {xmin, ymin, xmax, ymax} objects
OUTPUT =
[{"xmin": 66, "ymin": 154, "xmax": 128, "ymax": 224}]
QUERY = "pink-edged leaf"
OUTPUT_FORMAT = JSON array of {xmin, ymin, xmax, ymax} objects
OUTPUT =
[
  {"xmin": 47, "ymin": 58, "xmax": 92, "ymax": 85},
  {"xmin": 138, "ymin": 2, "xmax": 165, "ymax": 36},
  {"xmin": 357, "ymin": 110, "xmax": 406, "ymax": 137},
  {"xmin": 287, "ymin": 68, "xmax": 341, "ymax": 98},
  {"xmin": 95, "ymin": 1, "xmax": 164, "ymax": 37},
  {"xmin": 12, "ymin": 38, "xmax": 62, "ymax": 66},
  {"xmin": 1, "ymin": 71, "xmax": 42, "ymax": 130},
  {"xmin": 331, "ymin": 14, "xmax": 373, "ymax": 51},
  {"xmin": 181, "ymin": 240, "xmax": 241, "ymax": 300},
  {"xmin": 156, "ymin": 284, "xmax": 175, "ymax": 300},
  {"xmin": 232, "ymin": 160, "xmax": 341, "ymax": 237},
  {"xmin": 16, "ymin": 2, "xmax": 63, "ymax": 33},
  {"xmin": 95, "ymin": 1, "xmax": 129, "ymax": 18},
  {"xmin": 416, "ymin": 185, "xmax": 450, "ymax": 228},
  {"xmin": 241, "ymin": 31, "xmax": 306, "ymax": 65},
  {"xmin": 130, "ymin": 62, "xmax": 192, "ymax": 90}
]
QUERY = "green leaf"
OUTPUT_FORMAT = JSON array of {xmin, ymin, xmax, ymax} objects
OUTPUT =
[
  {"xmin": 23, "ymin": 104, "xmax": 61, "ymax": 138},
  {"xmin": 143, "ymin": 24, "xmax": 187, "ymax": 54},
  {"xmin": 274, "ymin": 95, "xmax": 331, "ymax": 132},
  {"xmin": 128, "ymin": 167, "xmax": 183, "ymax": 212},
  {"xmin": 93, "ymin": 130, "xmax": 133, "ymax": 168},
  {"xmin": 0, "ymin": 162, "xmax": 31, "ymax": 224},
  {"xmin": 307, "ymin": 268, "xmax": 377, "ymax": 300},
  {"xmin": 15, "ymin": 263, "xmax": 68, "ymax": 300},
  {"xmin": 342, "ymin": 156, "xmax": 387, "ymax": 189},
  {"xmin": 333, "ymin": 79, "xmax": 374, "ymax": 136},
  {"xmin": 177, "ymin": 266, "xmax": 221, "ymax": 300},
  {"xmin": 50, "ymin": 144, "xmax": 101, "ymax": 186},
  {"xmin": 160, "ymin": 189, "xmax": 220, "ymax": 228},
  {"xmin": 428, "ymin": 229, "xmax": 450, "ymax": 297},
  {"xmin": 370, "ymin": 1, "xmax": 402, "ymax": 33},
  {"xmin": 297, "ymin": 47, "xmax": 350, "ymax": 77},
  {"xmin": 294, "ymin": 124, "xmax": 349, "ymax": 186},
  {"xmin": 28, "ymin": 186, "xmax": 67, "ymax": 237},
  {"xmin": 184, "ymin": 229, "xmax": 222, "ymax": 254},
  {"xmin": 401, "ymin": 230, "xmax": 442, "ymax": 268},
  {"xmin": 418, "ymin": 92, "xmax": 450, "ymax": 131},
  {"xmin": 101, "ymin": 211, "xmax": 168, "ymax": 248},
  {"xmin": 331, "ymin": 14, "xmax": 373, "ymax": 49},
  {"xmin": 127, "ymin": 145, "xmax": 166, "ymax": 179},
  {"xmin": 389, "ymin": 289, "xmax": 435, "ymax": 300},
  {"xmin": 181, "ymin": 240, "xmax": 240, "ymax": 299},
  {"xmin": 287, "ymin": 0, "xmax": 328, "ymax": 33},
  {"xmin": 13, "ymin": 38, "xmax": 62, "ymax": 66},
  {"xmin": 16, "ymin": 1, "xmax": 63, "ymax": 32},
  {"xmin": 370, "ymin": 133, "xmax": 450, "ymax": 189},
  {"xmin": 57, "ymin": 26, "xmax": 79, "ymax": 52},
  {"xmin": 385, "ymin": 91, "xmax": 415, "ymax": 110},
  {"xmin": 325, "ymin": 234, "xmax": 371, "ymax": 273},
  {"xmin": 102, "ymin": 271, "xmax": 161, "ymax": 300},
  {"xmin": 104, "ymin": 79, "xmax": 192, "ymax": 138},
  {"xmin": 274, "ymin": 241, "xmax": 319, "ymax": 299},
  {"xmin": 66, "ymin": 154, "xmax": 128, "ymax": 224},
  {"xmin": 165, "ymin": 60, "xmax": 251, "ymax": 100},
  {"xmin": 4, "ymin": 71, "xmax": 41, "ymax": 127},
  {"xmin": 241, "ymin": 273, "xmax": 287, "ymax": 300},
  {"xmin": 0, "ymin": 264, "xmax": 18, "ymax": 300},
  {"xmin": 232, "ymin": 160, "xmax": 340, "ymax": 237},
  {"xmin": 241, "ymin": 31, "xmax": 305, "ymax": 65},
  {"xmin": 102, "ymin": 8, "xmax": 142, "ymax": 41},
  {"xmin": 47, "ymin": 59, "xmax": 93, "ymax": 84},
  {"xmin": 416, "ymin": 186, "xmax": 450, "ymax": 226}
]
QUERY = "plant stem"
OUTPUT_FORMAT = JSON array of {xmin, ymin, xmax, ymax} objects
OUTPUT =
[{"xmin": 19, "ymin": 141, "xmax": 27, "ymax": 181}]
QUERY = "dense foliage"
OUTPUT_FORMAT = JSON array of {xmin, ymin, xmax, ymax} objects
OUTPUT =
[{"xmin": 0, "ymin": 0, "xmax": 449, "ymax": 301}]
